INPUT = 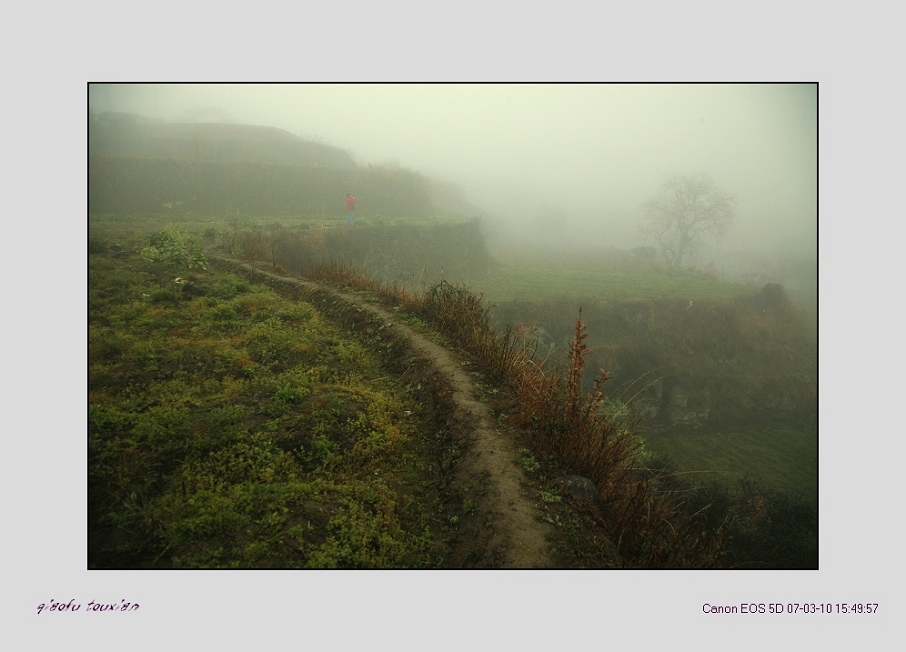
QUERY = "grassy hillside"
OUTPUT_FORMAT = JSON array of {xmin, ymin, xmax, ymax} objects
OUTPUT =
[
  {"xmin": 89, "ymin": 112, "xmax": 356, "ymax": 168},
  {"xmin": 88, "ymin": 156, "xmax": 435, "ymax": 218},
  {"xmin": 90, "ymin": 211, "xmax": 493, "ymax": 290},
  {"xmin": 88, "ymin": 229, "xmax": 457, "ymax": 568},
  {"xmin": 87, "ymin": 113, "xmax": 480, "ymax": 221},
  {"xmin": 88, "ymin": 216, "xmax": 818, "ymax": 568}
]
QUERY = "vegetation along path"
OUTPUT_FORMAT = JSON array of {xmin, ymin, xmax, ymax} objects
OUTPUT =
[{"xmin": 213, "ymin": 254, "xmax": 556, "ymax": 568}]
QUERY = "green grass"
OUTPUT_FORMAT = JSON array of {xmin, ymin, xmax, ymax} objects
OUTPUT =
[
  {"xmin": 476, "ymin": 264, "xmax": 754, "ymax": 302},
  {"xmin": 642, "ymin": 424, "xmax": 817, "ymax": 497},
  {"xmin": 88, "ymin": 225, "xmax": 450, "ymax": 568},
  {"xmin": 473, "ymin": 243, "xmax": 758, "ymax": 303}
]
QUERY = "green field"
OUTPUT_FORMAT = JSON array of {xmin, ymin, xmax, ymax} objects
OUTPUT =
[
  {"xmin": 88, "ymin": 227, "xmax": 452, "ymax": 568},
  {"xmin": 475, "ymin": 261, "xmax": 756, "ymax": 303},
  {"xmin": 643, "ymin": 424, "xmax": 817, "ymax": 497}
]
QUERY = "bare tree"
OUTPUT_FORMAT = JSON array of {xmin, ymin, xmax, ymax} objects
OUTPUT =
[{"xmin": 643, "ymin": 174, "xmax": 736, "ymax": 269}]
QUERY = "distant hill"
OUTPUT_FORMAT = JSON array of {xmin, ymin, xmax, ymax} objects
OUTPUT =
[
  {"xmin": 89, "ymin": 112, "xmax": 356, "ymax": 168},
  {"xmin": 88, "ymin": 112, "xmax": 489, "ymax": 220}
]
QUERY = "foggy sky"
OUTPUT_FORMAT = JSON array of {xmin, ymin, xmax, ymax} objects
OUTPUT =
[{"xmin": 89, "ymin": 83, "xmax": 817, "ymax": 260}]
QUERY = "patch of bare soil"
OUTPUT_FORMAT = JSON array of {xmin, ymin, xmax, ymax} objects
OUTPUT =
[{"xmin": 215, "ymin": 256, "xmax": 556, "ymax": 568}]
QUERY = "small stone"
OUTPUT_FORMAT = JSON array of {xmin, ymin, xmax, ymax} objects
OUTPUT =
[{"xmin": 552, "ymin": 476, "xmax": 600, "ymax": 504}]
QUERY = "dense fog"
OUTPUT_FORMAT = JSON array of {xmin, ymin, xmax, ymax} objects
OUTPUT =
[{"xmin": 89, "ymin": 83, "xmax": 817, "ymax": 265}]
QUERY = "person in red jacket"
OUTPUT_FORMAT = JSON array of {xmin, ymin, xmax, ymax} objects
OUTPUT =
[{"xmin": 345, "ymin": 194, "xmax": 356, "ymax": 226}]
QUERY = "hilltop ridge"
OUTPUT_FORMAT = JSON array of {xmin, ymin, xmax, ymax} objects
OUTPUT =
[
  {"xmin": 87, "ymin": 112, "xmax": 484, "ymax": 221},
  {"xmin": 89, "ymin": 112, "xmax": 357, "ymax": 168}
]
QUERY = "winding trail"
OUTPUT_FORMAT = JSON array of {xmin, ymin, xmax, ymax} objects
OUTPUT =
[{"xmin": 213, "ymin": 255, "xmax": 556, "ymax": 568}]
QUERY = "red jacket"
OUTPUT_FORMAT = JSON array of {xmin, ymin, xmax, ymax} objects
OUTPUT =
[{"xmin": 345, "ymin": 196, "xmax": 356, "ymax": 211}]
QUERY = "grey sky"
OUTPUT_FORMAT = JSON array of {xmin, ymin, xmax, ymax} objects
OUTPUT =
[{"xmin": 90, "ymin": 83, "xmax": 817, "ymax": 260}]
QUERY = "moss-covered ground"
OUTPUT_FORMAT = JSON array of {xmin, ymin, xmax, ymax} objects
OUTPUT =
[{"xmin": 88, "ymin": 230, "xmax": 452, "ymax": 568}]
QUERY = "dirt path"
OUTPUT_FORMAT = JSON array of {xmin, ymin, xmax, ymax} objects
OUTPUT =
[{"xmin": 214, "ymin": 256, "xmax": 556, "ymax": 568}]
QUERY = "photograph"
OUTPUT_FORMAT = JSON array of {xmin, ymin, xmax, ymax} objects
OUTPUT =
[
  {"xmin": 8, "ymin": 4, "xmax": 899, "ymax": 647},
  {"xmin": 87, "ymin": 82, "xmax": 818, "ymax": 572}
]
